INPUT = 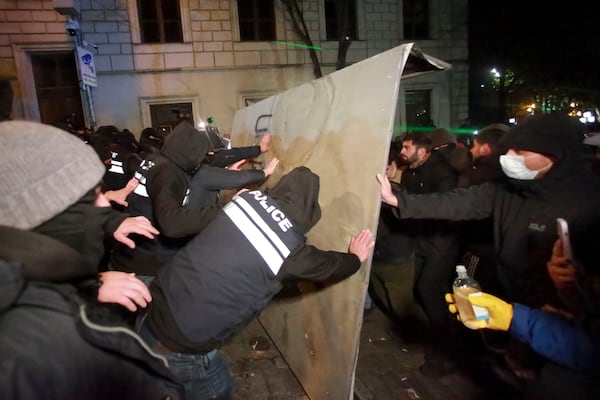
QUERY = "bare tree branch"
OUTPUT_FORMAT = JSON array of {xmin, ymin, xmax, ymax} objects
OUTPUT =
[
  {"xmin": 334, "ymin": 0, "xmax": 352, "ymax": 70},
  {"xmin": 279, "ymin": 0, "xmax": 322, "ymax": 78}
]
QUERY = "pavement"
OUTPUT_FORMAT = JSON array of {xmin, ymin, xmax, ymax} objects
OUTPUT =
[{"xmin": 221, "ymin": 303, "xmax": 523, "ymax": 400}]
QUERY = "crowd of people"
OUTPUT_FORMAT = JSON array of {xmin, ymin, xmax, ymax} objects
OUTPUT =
[
  {"xmin": 375, "ymin": 113, "xmax": 600, "ymax": 398},
  {"xmin": 0, "ymin": 113, "xmax": 374, "ymax": 399},
  {"xmin": 1, "ymin": 107, "xmax": 599, "ymax": 399}
]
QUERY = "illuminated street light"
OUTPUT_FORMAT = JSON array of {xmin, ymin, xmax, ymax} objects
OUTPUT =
[{"xmin": 580, "ymin": 110, "xmax": 596, "ymax": 124}]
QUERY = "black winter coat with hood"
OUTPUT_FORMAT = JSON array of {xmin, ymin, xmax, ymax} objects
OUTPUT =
[
  {"xmin": 146, "ymin": 167, "xmax": 362, "ymax": 353},
  {"xmin": 0, "ymin": 222, "xmax": 183, "ymax": 399},
  {"xmin": 392, "ymin": 114, "xmax": 600, "ymax": 308},
  {"xmin": 113, "ymin": 121, "xmax": 265, "ymax": 275}
]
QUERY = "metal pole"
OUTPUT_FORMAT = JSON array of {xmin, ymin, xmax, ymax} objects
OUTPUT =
[{"xmin": 72, "ymin": 21, "xmax": 96, "ymax": 131}]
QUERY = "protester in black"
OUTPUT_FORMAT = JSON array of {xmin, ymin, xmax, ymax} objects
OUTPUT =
[
  {"xmin": 0, "ymin": 120, "xmax": 182, "ymax": 399},
  {"xmin": 111, "ymin": 119, "xmax": 277, "ymax": 277},
  {"xmin": 140, "ymin": 166, "xmax": 374, "ymax": 400}
]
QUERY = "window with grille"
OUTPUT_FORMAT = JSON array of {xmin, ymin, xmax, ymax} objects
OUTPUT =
[
  {"xmin": 237, "ymin": 0, "xmax": 276, "ymax": 41},
  {"xmin": 137, "ymin": 0, "xmax": 183, "ymax": 43}
]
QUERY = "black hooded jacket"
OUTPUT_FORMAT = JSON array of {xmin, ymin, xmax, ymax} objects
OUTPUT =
[
  {"xmin": 0, "ymin": 224, "xmax": 183, "ymax": 399},
  {"xmin": 146, "ymin": 167, "xmax": 361, "ymax": 353},
  {"xmin": 112, "ymin": 121, "xmax": 266, "ymax": 275},
  {"xmin": 392, "ymin": 114, "xmax": 600, "ymax": 308}
]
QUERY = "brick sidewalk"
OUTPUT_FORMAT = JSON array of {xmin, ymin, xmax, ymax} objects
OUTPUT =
[{"xmin": 222, "ymin": 305, "xmax": 519, "ymax": 400}]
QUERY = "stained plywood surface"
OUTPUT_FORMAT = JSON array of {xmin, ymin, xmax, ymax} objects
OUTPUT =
[{"xmin": 229, "ymin": 43, "xmax": 449, "ymax": 399}]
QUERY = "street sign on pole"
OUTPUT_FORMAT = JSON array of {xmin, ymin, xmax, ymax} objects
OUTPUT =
[{"xmin": 76, "ymin": 46, "xmax": 97, "ymax": 87}]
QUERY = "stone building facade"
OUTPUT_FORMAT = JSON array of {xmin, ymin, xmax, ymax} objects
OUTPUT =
[{"xmin": 0, "ymin": 0, "xmax": 468, "ymax": 136}]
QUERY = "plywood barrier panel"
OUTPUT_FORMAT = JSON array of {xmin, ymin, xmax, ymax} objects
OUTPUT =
[{"xmin": 229, "ymin": 43, "xmax": 449, "ymax": 399}]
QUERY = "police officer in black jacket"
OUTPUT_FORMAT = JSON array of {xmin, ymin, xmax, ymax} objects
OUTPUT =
[{"xmin": 140, "ymin": 166, "xmax": 374, "ymax": 400}]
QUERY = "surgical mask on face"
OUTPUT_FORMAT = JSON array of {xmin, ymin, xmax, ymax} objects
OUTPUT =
[{"xmin": 499, "ymin": 154, "xmax": 545, "ymax": 180}]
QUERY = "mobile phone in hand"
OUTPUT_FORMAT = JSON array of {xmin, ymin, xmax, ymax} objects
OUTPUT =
[{"xmin": 556, "ymin": 218, "xmax": 573, "ymax": 261}]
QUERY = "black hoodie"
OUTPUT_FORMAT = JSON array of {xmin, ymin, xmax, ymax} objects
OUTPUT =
[
  {"xmin": 113, "ymin": 120, "xmax": 271, "ymax": 275},
  {"xmin": 146, "ymin": 167, "xmax": 361, "ymax": 353},
  {"xmin": 112, "ymin": 121, "xmax": 220, "ymax": 275},
  {"xmin": 0, "ymin": 218, "xmax": 183, "ymax": 399}
]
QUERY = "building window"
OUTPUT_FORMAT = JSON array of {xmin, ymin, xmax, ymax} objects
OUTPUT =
[
  {"xmin": 403, "ymin": 0, "xmax": 429, "ymax": 40},
  {"xmin": 31, "ymin": 52, "xmax": 84, "ymax": 127},
  {"xmin": 405, "ymin": 90, "xmax": 433, "ymax": 128},
  {"xmin": 324, "ymin": 0, "xmax": 358, "ymax": 41},
  {"xmin": 237, "ymin": 0, "xmax": 276, "ymax": 41},
  {"xmin": 149, "ymin": 102, "xmax": 193, "ymax": 136},
  {"xmin": 139, "ymin": 96, "xmax": 200, "ymax": 136},
  {"xmin": 137, "ymin": 0, "xmax": 183, "ymax": 43}
]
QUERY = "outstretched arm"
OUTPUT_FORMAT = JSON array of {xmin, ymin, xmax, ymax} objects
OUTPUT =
[{"xmin": 279, "ymin": 230, "xmax": 375, "ymax": 282}]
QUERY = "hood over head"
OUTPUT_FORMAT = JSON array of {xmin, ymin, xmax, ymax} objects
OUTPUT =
[
  {"xmin": 161, "ymin": 120, "xmax": 212, "ymax": 173},
  {"xmin": 499, "ymin": 113, "xmax": 589, "ymax": 179},
  {"xmin": 267, "ymin": 166, "xmax": 321, "ymax": 234}
]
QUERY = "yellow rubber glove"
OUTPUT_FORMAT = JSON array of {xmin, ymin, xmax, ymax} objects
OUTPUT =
[
  {"xmin": 445, "ymin": 293, "xmax": 459, "ymax": 316},
  {"xmin": 467, "ymin": 292, "xmax": 513, "ymax": 331},
  {"xmin": 444, "ymin": 293, "xmax": 488, "ymax": 329}
]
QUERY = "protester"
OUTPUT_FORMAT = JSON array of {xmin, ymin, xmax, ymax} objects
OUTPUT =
[
  {"xmin": 393, "ymin": 131, "xmax": 463, "ymax": 375},
  {"xmin": 0, "ymin": 120, "xmax": 183, "ymax": 399},
  {"xmin": 456, "ymin": 122, "xmax": 508, "ymax": 295},
  {"xmin": 446, "ymin": 238, "xmax": 600, "ymax": 399},
  {"xmin": 111, "ymin": 119, "xmax": 278, "ymax": 279},
  {"xmin": 458, "ymin": 122, "xmax": 508, "ymax": 187},
  {"xmin": 369, "ymin": 138, "xmax": 424, "ymax": 329},
  {"xmin": 377, "ymin": 113, "xmax": 600, "ymax": 380},
  {"xmin": 139, "ymin": 166, "xmax": 375, "ymax": 399}
]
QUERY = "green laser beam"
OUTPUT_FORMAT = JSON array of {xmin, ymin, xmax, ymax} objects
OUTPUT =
[
  {"xmin": 273, "ymin": 41, "xmax": 322, "ymax": 51},
  {"xmin": 394, "ymin": 126, "xmax": 478, "ymax": 135}
]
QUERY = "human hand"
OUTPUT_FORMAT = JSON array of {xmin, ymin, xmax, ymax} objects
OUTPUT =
[
  {"xmin": 228, "ymin": 159, "xmax": 246, "ymax": 171},
  {"xmin": 547, "ymin": 239, "xmax": 581, "ymax": 289},
  {"xmin": 376, "ymin": 173, "xmax": 398, "ymax": 207},
  {"xmin": 348, "ymin": 229, "xmax": 375, "ymax": 263},
  {"xmin": 465, "ymin": 292, "xmax": 513, "ymax": 331},
  {"xmin": 113, "ymin": 216, "xmax": 159, "ymax": 249},
  {"xmin": 97, "ymin": 271, "xmax": 152, "ymax": 312},
  {"xmin": 262, "ymin": 157, "xmax": 280, "ymax": 177},
  {"xmin": 445, "ymin": 293, "xmax": 509, "ymax": 330},
  {"xmin": 259, "ymin": 133, "xmax": 271, "ymax": 153},
  {"xmin": 104, "ymin": 178, "xmax": 139, "ymax": 207}
]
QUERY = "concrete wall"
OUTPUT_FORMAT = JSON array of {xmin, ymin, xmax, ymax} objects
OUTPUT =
[{"xmin": 0, "ymin": 0, "xmax": 468, "ymax": 134}]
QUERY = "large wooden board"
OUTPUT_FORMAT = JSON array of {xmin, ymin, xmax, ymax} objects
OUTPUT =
[{"xmin": 229, "ymin": 43, "xmax": 449, "ymax": 399}]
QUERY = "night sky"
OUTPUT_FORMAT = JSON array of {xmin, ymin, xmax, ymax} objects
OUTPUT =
[{"xmin": 467, "ymin": 1, "xmax": 600, "ymax": 124}]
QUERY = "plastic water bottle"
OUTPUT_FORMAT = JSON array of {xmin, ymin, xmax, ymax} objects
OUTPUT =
[{"xmin": 452, "ymin": 265, "xmax": 489, "ymax": 329}]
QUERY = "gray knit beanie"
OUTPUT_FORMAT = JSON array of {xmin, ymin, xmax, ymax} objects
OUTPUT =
[{"xmin": 0, "ymin": 120, "xmax": 105, "ymax": 230}]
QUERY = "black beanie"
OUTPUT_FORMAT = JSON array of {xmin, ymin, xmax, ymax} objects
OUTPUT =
[{"xmin": 500, "ymin": 113, "xmax": 587, "ymax": 160}]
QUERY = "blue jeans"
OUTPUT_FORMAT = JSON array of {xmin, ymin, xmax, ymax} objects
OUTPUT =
[{"xmin": 139, "ymin": 323, "xmax": 233, "ymax": 400}]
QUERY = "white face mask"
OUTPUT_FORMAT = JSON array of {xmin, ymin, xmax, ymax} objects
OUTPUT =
[{"xmin": 499, "ymin": 154, "xmax": 547, "ymax": 180}]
